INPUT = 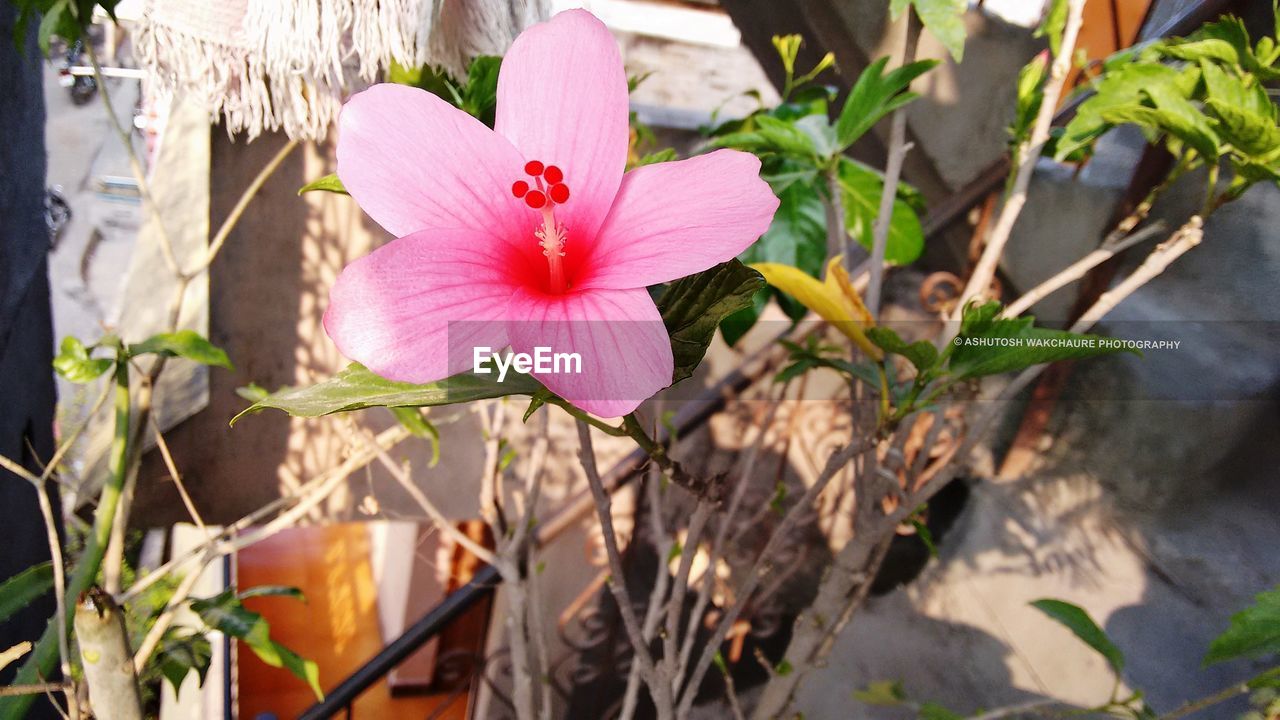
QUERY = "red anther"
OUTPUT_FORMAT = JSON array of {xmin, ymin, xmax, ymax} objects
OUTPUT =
[
  {"xmin": 525, "ymin": 190, "xmax": 547, "ymax": 209},
  {"xmin": 525, "ymin": 160, "xmax": 544, "ymax": 176},
  {"xmin": 511, "ymin": 180, "xmax": 529, "ymax": 198},
  {"xmin": 543, "ymin": 165, "xmax": 563, "ymax": 184},
  {"xmin": 549, "ymin": 183, "xmax": 570, "ymax": 204}
]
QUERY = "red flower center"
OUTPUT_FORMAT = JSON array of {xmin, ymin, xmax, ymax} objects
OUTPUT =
[{"xmin": 511, "ymin": 160, "xmax": 572, "ymax": 293}]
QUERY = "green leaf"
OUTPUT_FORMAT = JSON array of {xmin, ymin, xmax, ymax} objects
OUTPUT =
[
  {"xmin": 1011, "ymin": 51, "xmax": 1050, "ymax": 145},
  {"xmin": 1035, "ymin": 0, "xmax": 1069, "ymax": 56},
  {"xmin": 836, "ymin": 157, "xmax": 926, "ymax": 265},
  {"xmin": 836, "ymin": 56, "xmax": 938, "ymax": 149},
  {"xmin": 155, "ymin": 629, "xmax": 212, "ymax": 693},
  {"xmin": 129, "ymin": 330, "xmax": 233, "ymax": 370},
  {"xmin": 866, "ymin": 327, "xmax": 938, "ymax": 373},
  {"xmin": 1160, "ymin": 38, "xmax": 1240, "ymax": 66},
  {"xmin": 1204, "ymin": 587, "xmax": 1280, "ymax": 666},
  {"xmin": 912, "ymin": 0, "xmax": 969, "ymax": 62},
  {"xmin": 191, "ymin": 590, "xmax": 324, "ymax": 700},
  {"xmin": 1055, "ymin": 63, "xmax": 1184, "ymax": 161},
  {"xmin": 1030, "ymin": 598, "xmax": 1125, "ymax": 674},
  {"xmin": 233, "ymin": 363, "xmax": 541, "ymax": 424},
  {"xmin": 1206, "ymin": 99, "xmax": 1280, "ymax": 159},
  {"xmin": 910, "ymin": 518, "xmax": 938, "ymax": 558},
  {"xmin": 853, "ymin": 679, "xmax": 906, "ymax": 705},
  {"xmin": 238, "ymin": 585, "xmax": 306, "ymax": 602},
  {"xmin": 297, "ymin": 173, "xmax": 348, "ymax": 196},
  {"xmin": 948, "ymin": 302, "xmax": 1139, "ymax": 380},
  {"xmin": 53, "ymin": 336, "xmax": 114, "ymax": 383},
  {"xmin": 0, "ymin": 563, "xmax": 53, "ymax": 625},
  {"xmin": 460, "ymin": 56, "xmax": 501, "ymax": 126},
  {"xmin": 775, "ymin": 658, "xmax": 793, "ymax": 676},
  {"xmin": 658, "ymin": 260, "xmax": 766, "ymax": 384},
  {"xmin": 633, "ymin": 148, "xmax": 678, "ymax": 168},
  {"xmin": 390, "ymin": 407, "xmax": 441, "ymax": 467}
]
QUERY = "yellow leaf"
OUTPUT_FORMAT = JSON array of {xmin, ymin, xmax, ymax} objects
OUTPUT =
[{"xmin": 750, "ymin": 257, "xmax": 883, "ymax": 359}]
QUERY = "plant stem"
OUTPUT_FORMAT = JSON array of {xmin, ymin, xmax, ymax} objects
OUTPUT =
[
  {"xmin": 0, "ymin": 360, "xmax": 130, "ymax": 720},
  {"xmin": 823, "ymin": 163, "xmax": 848, "ymax": 263},
  {"xmin": 575, "ymin": 420, "xmax": 672, "ymax": 718},
  {"xmin": 866, "ymin": 9, "xmax": 921, "ymax": 318},
  {"xmin": 952, "ymin": 0, "xmax": 1088, "ymax": 323}
]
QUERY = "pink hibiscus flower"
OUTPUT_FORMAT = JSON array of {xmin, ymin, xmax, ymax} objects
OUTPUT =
[{"xmin": 324, "ymin": 9, "xmax": 778, "ymax": 417}]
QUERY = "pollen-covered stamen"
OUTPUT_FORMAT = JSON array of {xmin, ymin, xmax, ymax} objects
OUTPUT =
[{"xmin": 511, "ymin": 159, "xmax": 573, "ymax": 292}]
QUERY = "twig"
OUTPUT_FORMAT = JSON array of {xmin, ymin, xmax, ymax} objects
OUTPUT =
[
  {"xmin": 150, "ymin": 416, "xmax": 206, "ymax": 532},
  {"xmin": 0, "ymin": 684, "xmax": 69, "ymax": 699},
  {"xmin": 677, "ymin": 438, "xmax": 873, "ymax": 719},
  {"xmin": 195, "ymin": 139, "xmax": 299, "ymax": 276},
  {"xmin": 120, "ymin": 425, "xmax": 409, "ymax": 604},
  {"xmin": 620, "ymin": 466, "xmax": 675, "ymax": 720},
  {"xmin": 1070, "ymin": 217, "xmax": 1203, "ymax": 332},
  {"xmin": 0, "ymin": 458, "xmax": 77, "ymax": 720},
  {"xmin": 823, "ymin": 166, "xmax": 849, "ymax": 263},
  {"xmin": 953, "ymin": 0, "xmax": 1088, "ymax": 320},
  {"xmin": 130, "ymin": 553, "xmax": 212, "ymax": 674},
  {"xmin": 1002, "ymin": 221, "xmax": 1167, "ymax": 318},
  {"xmin": 663, "ymin": 502, "xmax": 712, "ymax": 691},
  {"xmin": 866, "ymin": 9, "xmax": 921, "ymax": 318},
  {"xmin": 1157, "ymin": 681, "xmax": 1250, "ymax": 720},
  {"xmin": 575, "ymin": 419, "xmax": 672, "ymax": 718}
]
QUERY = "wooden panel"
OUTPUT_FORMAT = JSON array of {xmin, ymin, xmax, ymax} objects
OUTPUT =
[{"xmin": 235, "ymin": 523, "xmax": 479, "ymax": 720}]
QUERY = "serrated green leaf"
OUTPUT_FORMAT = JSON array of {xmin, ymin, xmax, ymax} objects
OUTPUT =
[
  {"xmin": 1204, "ymin": 587, "xmax": 1280, "ymax": 666},
  {"xmin": 949, "ymin": 302, "xmax": 1139, "ymax": 379},
  {"xmin": 1030, "ymin": 598, "xmax": 1125, "ymax": 674},
  {"xmin": 867, "ymin": 327, "xmax": 938, "ymax": 373},
  {"xmin": 53, "ymin": 336, "xmax": 114, "ymax": 383},
  {"xmin": 297, "ymin": 173, "xmax": 348, "ymax": 196},
  {"xmin": 836, "ymin": 157, "xmax": 925, "ymax": 265},
  {"xmin": 129, "ymin": 330, "xmax": 233, "ymax": 370},
  {"xmin": 233, "ymin": 363, "xmax": 542, "ymax": 424},
  {"xmin": 912, "ymin": 0, "xmax": 968, "ymax": 62},
  {"xmin": 0, "ymin": 563, "xmax": 53, "ymax": 625},
  {"xmin": 658, "ymin": 260, "xmax": 766, "ymax": 384}
]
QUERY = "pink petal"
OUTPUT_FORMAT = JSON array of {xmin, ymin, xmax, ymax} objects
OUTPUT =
[
  {"xmin": 323, "ymin": 228, "xmax": 518, "ymax": 384},
  {"xmin": 337, "ymin": 84, "xmax": 531, "ymax": 252},
  {"xmin": 495, "ymin": 10, "xmax": 629, "ymax": 253},
  {"xmin": 577, "ymin": 150, "xmax": 780, "ymax": 290},
  {"xmin": 506, "ymin": 286, "xmax": 673, "ymax": 418}
]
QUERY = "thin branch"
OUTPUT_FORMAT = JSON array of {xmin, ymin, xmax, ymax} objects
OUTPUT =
[
  {"xmin": 662, "ymin": 502, "xmax": 711, "ymax": 691},
  {"xmin": 131, "ymin": 553, "xmax": 211, "ymax": 674},
  {"xmin": 121, "ymin": 425, "xmax": 409, "ymax": 604},
  {"xmin": 953, "ymin": 0, "xmax": 1088, "ymax": 320},
  {"xmin": 677, "ymin": 438, "xmax": 874, "ymax": 719},
  {"xmin": 1070, "ymin": 217, "xmax": 1203, "ymax": 332},
  {"xmin": 866, "ymin": 10, "xmax": 921, "ymax": 318},
  {"xmin": 196, "ymin": 139, "xmax": 299, "ymax": 275},
  {"xmin": 150, "ymin": 416, "xmax": 206, "ymax": 532},
  {"xmin": 620, "ymin": 466, "xmax": 675, "ymax": 720},
  {"xmin": 1002, "ymin": 222, "xmax": 1167, "ymax": 318},
  {"xmin": 0, "ymin": 684, "xmax": 70, "ymax": 698},
  {"xmin": 575, "ymin": 419, "xmax": 672, "ymax": 717},
  {"xmin": 1157, "ymin": 681, "xmax": 1250, "ymax": 720},
  {"xmin": 0, "ymin": 457, "xmax": 76, "ymax": 720}
]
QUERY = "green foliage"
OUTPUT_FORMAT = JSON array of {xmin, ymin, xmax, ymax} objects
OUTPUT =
[
  {"xmin": 1011, "ymin": 51, "xmax": 1049, "ymax": 148},
  {"xmin": 837, "ymin": 56, "xmax": 939, "ymax": 149},
  {"xmin": 866, "ymin": 327, "xmax": 938, "ymax": 375},
  {"xmin": 836, "ymin": 157, "xmax": 926, "ymax": 265},
  {"xmin": 154, "ymin": 627, "xmax": 212, "ymax": 693},
  {"xmin": 891, "ymin": 0, "xmax": 968, "ymax": 62},
  {"xmin": 12, "ymin": 0, "xmax": 120, "ymax": 54},
  {"xmin": 775, "ymin": 336, "xmax": 881, "ymax": 388},
  {"xmin": 657, "ymin": 259, "xmax": 765, "ymax": 384},
  {"xmin": 0, "ymin": 563, "xmax": 53, "ymax": 625},
  {"xmin": 706, "ymin": 38, "xmax": 935, "ymax": 344},
  {"xmin": 1054, "ymin": 14, "xmax": 1280, "ymax": 202},
  {"xmin": 1204, "ymin": 587, "xmax": 1280, "ymax": 666},
  {"xmin": 233, "ymin": 363, "xmax": 542, "ymax": 423},
  {"xmin": 1031, "ymin": 598, "xmax": 1126, "ymax": 674},
  {"xmin": 388, "ymin": 55, "xmax": 502, "ymax": 127},
  {"xmin": 297, "ymin": 174, "xmax": 348, "ymax": 196},
  {"xmin": 129, "ymin": 330, "xmax": 233, "ymax": 370},
  {"xmin": 390, "ymin": 407, "xmax": 441, "ymax": 466},
  {"xmin": 190, "ymin": 588, "xmax": 323, "ymax": 700},
  {"xmin": 53, "ymin": 336, "xmax": 113, "ymax": 383},
  {"xmin": 1035, "ymin": 0, "xmax": 1070, "ymax": 56},
  {"xmin": 946, "ymin": 302, "xmax": 1138, "ymax": 380}
]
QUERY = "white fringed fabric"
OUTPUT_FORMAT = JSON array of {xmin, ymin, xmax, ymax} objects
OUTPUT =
[{"xmin": 135, "ymin": 0, "xmax": 546, "ymax": 141}]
